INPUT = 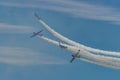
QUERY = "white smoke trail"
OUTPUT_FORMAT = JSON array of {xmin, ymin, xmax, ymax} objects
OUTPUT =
[
  {"xmin": 37, "ymin": 35, "xmax": 120, "ymax": 68},
  {"xmin": 36, "ymin": 17, "xmax": 120, "ymax": 57},
  {"xmin": 80, "ymin": 58, "xmax": 120, "ymax": 70}
]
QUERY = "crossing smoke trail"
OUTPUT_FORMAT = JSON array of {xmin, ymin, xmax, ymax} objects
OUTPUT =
[
  {"xmin": 35, "ymin": 15, "xmax": 120, "ymax": 57},
  {"xmin": 37, "ymin": 35, "xmax": 120, "ymax": 69},
  {"xmin": 79, "ymin": 58, "xmax": 120, "ymax": 70}
]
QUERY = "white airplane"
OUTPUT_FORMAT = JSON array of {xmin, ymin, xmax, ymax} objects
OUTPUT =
[
  {"xmin": 34, "ymin": 12, "xmax": 41, "ymax": 20},
  {"xmin": 59, "ymin": 42, "xmax": 67, "ymax": 49},
  {"xmin": 70, "ymin": 50, "xmax": 81, "ymax": 63},
  {"xmin": 30, "ymin": 30, "xmax": 43, "ymax": 38}
]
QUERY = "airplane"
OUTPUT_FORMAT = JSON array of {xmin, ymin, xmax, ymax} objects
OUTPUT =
[
  {"xmin": 70, "ymin": 50, "xmax": 80, "ymax": 63},
  {"xmin": 30, "ymin": 30, "xmax": 43, "ymax": 38},
  {"xmin": 59, "ymin": 41, "xmax": 67, "ymax": 49},
  {"xmin": 34, "ymin": 12, "xmax": 41, "ymax": 20}
]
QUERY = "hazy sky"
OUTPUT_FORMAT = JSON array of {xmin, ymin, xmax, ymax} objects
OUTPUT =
[{"xmin": 0, "ymin": 0, "xmax": 120, "ymax": 80}]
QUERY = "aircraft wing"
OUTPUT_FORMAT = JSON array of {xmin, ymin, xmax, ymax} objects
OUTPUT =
[{"xmin": 70, "ymin": 57, "xmax": 75, "ymax": 63}]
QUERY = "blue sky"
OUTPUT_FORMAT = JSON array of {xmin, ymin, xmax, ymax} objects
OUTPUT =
[{"xmin": 0, "ymin": 0, "xmax": 120, "ymax": 80}]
